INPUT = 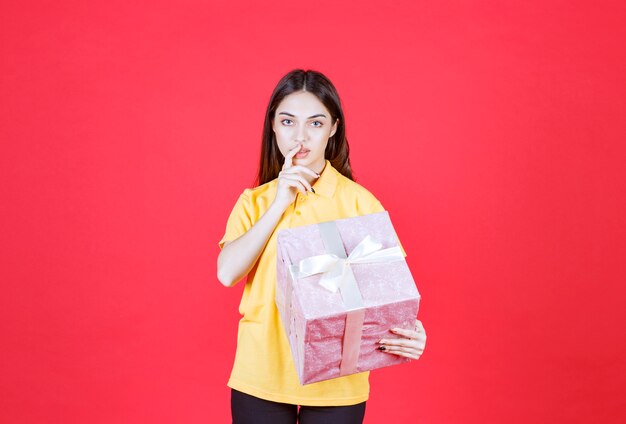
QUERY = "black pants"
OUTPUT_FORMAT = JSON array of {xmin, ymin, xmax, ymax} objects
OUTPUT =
[{"xmin": 231, "ymin": 389, "xmax": 366, "ymax": 424}]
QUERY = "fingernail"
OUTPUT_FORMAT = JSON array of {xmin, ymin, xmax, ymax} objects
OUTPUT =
[
  {"xmin": 311, "ymin": 187, "xmax": 316, "ymax": 194},
  {"xmin": 378, "ymin": 345, "xmax": 386, "ymax": 351}
]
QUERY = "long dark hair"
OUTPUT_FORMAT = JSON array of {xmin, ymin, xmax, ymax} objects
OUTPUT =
[{"xmin": 255, "ymin": 69, "xmax": 353, "ymax": 186}]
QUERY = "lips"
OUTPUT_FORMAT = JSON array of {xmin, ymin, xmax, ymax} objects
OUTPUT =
[{"xmin": 295, "ymin": 149, "xmax": 310, "ymax": 158}]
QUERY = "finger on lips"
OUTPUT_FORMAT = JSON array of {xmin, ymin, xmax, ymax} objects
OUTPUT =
[
  {"xmin": 283, "ymin": 145, "xmax": 302, "ymax": 169},
  {"xmin": 288, "ymin": 145, "xmax": 303, "ymax": 156},
  {"xmin": 280, "ymin": 145, "xmax": 320, "ymax": 194}
]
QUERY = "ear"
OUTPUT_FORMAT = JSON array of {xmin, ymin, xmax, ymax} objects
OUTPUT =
[{"xmin": 330, "ymin": 119, "xmax": 339, "ymax": 137}]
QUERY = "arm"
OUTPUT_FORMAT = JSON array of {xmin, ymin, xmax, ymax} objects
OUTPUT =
[
  {"xmin": 217, "ymin": 145, "xmax": 318, "ymax": 287},
  {"xmin": 217, "ymin": 200, "xmax": 287, "ymax": 287}
]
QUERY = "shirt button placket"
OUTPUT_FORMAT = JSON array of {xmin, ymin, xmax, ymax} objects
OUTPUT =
[
  {"xmin": 289, "ymin": 195, "xmax": 299, "ymax": 226},
  {"xmin": 294, "ymin": 193, "xmax": 305, "ymax": 216},
  {"xmin": 295, "ymin": 194, "xmax": 301, "ymax": 215}
]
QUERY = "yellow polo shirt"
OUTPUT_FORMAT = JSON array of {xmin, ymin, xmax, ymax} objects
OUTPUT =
[{"xmin": 218, "ymin": 159, "xmax": 406, "ymax": 406}]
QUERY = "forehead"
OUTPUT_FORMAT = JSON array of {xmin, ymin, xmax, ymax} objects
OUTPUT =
[{"xmin": 276, "ymin": 91, "xmax": 330, "ymax": 117}]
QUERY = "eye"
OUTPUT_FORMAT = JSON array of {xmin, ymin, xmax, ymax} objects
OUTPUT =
[
  {"xmin": 311, "ymin": 121, "xmax": 323, "ymax": 127},
  {"xmin": 281, "ymin": 119, "xmax": 293, "ymax": 125}
]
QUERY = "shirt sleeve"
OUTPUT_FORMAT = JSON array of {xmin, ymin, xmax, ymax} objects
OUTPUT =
[
  {"xmin": 218, "ymin": 190, "xmax": 254, "ymax": 250},
  {"xmin": 358, "ymin": 192, "xmax": 407, "ymax": 258}
]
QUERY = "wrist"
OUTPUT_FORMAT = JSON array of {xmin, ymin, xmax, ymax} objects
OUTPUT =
[{"xmin": 270, "ymin": 199, "xmax": 290, "ymax": 214}]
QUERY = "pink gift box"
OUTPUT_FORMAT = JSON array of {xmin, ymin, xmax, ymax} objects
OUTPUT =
[{"xmin": 276, "ymin": 211, "xmax": 421, "ymax": 385}]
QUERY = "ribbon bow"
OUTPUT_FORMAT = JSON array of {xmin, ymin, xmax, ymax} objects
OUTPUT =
[{"xmin": 293, "ymin": 234, "xmax": 405, "ymax": 293}]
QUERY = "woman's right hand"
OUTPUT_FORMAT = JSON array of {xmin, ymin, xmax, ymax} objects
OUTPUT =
[{"xmin": 273, "ymin": 144, "xmax": 320, "ymax": 210}]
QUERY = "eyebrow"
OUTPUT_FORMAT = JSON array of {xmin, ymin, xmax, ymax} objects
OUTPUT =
[{"xmin": 278, "ymin": 112, "xmax": 327, "ymax": 119}]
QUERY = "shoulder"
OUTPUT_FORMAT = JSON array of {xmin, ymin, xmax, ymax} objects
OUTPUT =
[
  {"xmin": 334, "ymin": 171, "xmax": 385, "ymax": 214},
  {"xmin": 245, "ymin": 178, "xmax": 277, "ymax": 199},
  {"xmin": 233, "ymin": 179, "xmax": 278, "ymax": 213}
]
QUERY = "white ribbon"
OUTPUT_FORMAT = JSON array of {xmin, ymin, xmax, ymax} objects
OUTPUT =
[{"xmin": 293, "ymin": 234, "xmax": 405, "ymax": 293}]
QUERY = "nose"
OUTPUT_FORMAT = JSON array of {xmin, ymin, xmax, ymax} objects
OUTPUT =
[{"xmin": 295, "ymin": 122, "xmax": 308, "ymax": 142}]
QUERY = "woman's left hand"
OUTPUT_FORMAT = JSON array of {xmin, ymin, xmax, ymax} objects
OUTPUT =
[{"xmin": 378, "ymin": 319, "xmax": 427, "ymax": 360}]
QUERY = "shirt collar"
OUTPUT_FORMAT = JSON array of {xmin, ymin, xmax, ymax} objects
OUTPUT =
[{"xmin": 311, "ymin": 159, "xmax": 338, "ymax": 198}]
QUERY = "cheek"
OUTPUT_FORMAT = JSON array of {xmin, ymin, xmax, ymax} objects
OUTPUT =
[
  {"xmin": 314, "ymin": 128, "xmax": 333, "ymax": 143},
  {"xmin": 273, "ymin": 126, "xmax": 292, "ymax": 154},
  {"xmin": 274, "ymin": 126, "xmax": 291, "ymax": 144}
]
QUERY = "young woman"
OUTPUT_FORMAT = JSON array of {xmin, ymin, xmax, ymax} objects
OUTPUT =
[{"xmin": 217, "ymin": 69, "xmax": 427, "ymax": 424}]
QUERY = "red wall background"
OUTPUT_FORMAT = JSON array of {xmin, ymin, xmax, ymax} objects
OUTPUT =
[{"xmin": 1, "ymin": 1, "xmax": 625, "ymax": 422}]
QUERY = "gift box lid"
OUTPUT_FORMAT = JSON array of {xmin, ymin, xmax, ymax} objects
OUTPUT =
[{"xmin": 277, "ymin": 211, "xmax": 419, "ymax": 319}]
